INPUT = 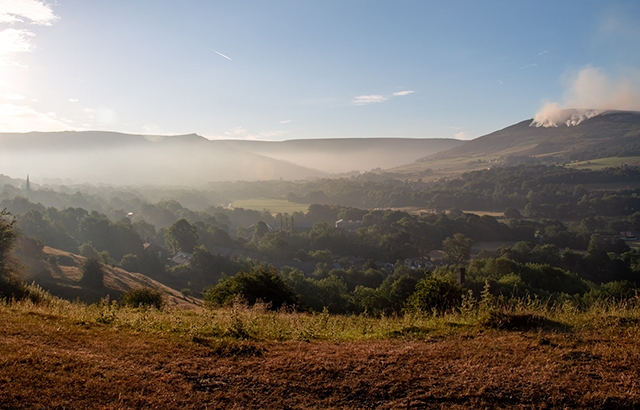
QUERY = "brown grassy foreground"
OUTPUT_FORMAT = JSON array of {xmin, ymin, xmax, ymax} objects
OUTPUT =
[{"xmin": 2, "ymin": 297, "xmax": 640, "ymax": 409}]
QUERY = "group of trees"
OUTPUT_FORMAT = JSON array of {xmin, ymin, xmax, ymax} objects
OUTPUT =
[
  {"xmin": 4, "ymin": 165, "xmax": 640, "ymax": 223},
  {"xmin": 2, "ymin": 164, "xmax": 640, "ymax": 315},
  {"xmin": 202, "ymin": 237, "xmax": 639, "ymax": 316}
]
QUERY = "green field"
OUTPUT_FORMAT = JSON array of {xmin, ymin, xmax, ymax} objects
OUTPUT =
[
  {"xmin": 232, "ymin": 198, "xmax": 309, "ymax": 214},
  {"xmin": 566, "ymin": 156, "xmax": 640, "ymax": 170}
]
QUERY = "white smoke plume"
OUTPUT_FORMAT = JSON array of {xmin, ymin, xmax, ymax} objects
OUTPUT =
[{"xmin": 532, "ymin": 66, "xmax": 640, "ymax": 127}]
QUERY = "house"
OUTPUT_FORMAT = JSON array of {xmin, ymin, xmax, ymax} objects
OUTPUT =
[{"xmin": 619, "ymin": 231, "xmax": 639, "ymax": 241}]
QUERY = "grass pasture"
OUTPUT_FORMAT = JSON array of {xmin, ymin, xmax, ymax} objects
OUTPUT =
[{"xmin": 231, "ymin": 198, "xmax": 309, "ymax": 214}]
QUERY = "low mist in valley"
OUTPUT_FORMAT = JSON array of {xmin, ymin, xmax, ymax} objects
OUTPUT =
[{"xmin": 0, "ymin": 131, "xmax": 464, "ymax": 185}]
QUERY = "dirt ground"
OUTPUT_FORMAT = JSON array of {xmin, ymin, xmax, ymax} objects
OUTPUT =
[{"xmin": 2, "ymin": 311, "xmax": 640, "ymax": 409}]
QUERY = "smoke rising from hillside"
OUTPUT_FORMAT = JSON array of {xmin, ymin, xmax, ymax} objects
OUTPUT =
[{"xmin": 532, "ymin": 66, "xmax": 640, "ymax": 127}]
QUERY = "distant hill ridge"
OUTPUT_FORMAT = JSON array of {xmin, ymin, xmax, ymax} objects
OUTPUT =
[
  {"xmin": 424, "ymin": 110, "xmax": 640, "ymax": 161},
  {"xmin": 0, "ymin": 131, "xmax": 463, "ymax": 183},
  {"xmin": 219, "ymin": 137, "xmax": 463, "ymax": 173}
]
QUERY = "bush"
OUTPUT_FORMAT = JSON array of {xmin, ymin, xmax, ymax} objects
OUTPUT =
[
  {"xmin": 408, "ymin": 275, "xmax": 464, "ymax": 314},
  {"xmin": 78, "ymin": 242, "xmax": 99, "ymax": 258},
  {"xmin": 0, "ymin": 273, "xmax": 29, "ymax": 301},
  {"xmin": 121, "ymin": 287, "xmax": 164, "ymax": 309},
  {"xmin": 204, "ymin": 265, "xmax": 297, "ymax": 310},
  {"xmin": 120, "ymin": 253, "xmax": 142, "ymax": 272}
]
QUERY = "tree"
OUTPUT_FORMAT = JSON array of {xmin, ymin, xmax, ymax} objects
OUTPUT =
[
  {"xmin": 0, "ymin": 210, "xmax": 16, "ymax": 273},
  {"xmin": 120, "ymin": 254, "xmax": 142, "ymax": 273},
  {"xmin": 0, "ymin": 209, "xmax": 29, "ymax": 300},
  {"xmin": 164, "ymin": 219, "xmax": 199, "ymax": 254},
  {"xmin": 252, "ymin": 221, "xmax": 270, "ymax": 239},
  {"xmin": 504, "ymin": 207, "xmax": 522, "ymax": 219},
  {"xmin": 442, "ymin": 233, "xmax": 474, "ymax": 266},
  {"xmin": 80, "ymin": 256, "xmax": 105, "ymax": 288}
]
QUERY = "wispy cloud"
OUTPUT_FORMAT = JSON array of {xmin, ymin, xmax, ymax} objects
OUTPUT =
[
  {"xmin": 392, "ymin": 90, "xmax": 414, "ymax": 97},
  {"xmin": 68, "ymin": 98, "xmax": 78, "ymax": 103},
  {"xmin": 279, "ymin": 119, "xmax": 292, "ymax": 124},
  {"xmin": 0, "ymin": 103, "xmax": 73, "ymax": 132},
  {"xmin": 0, "ymin": 3, "xmax": 63, "ymax": 133},
  {"xmin": 352, "ymin": 90, "xmax": 415, "ymax": 105},
  {"xmin": 352, "ymin": 94, "xmax": 387, "ymax": 105},
  {"xmin": 520, "ymin": 63, "xmax": 538, "ymax": 70},
  {"xmin": 207, "ymin": 126, "xmax": 290, "ymax": 140},
  {"xmin": 209, "ymin": 48, "xmax": 232, "ymax": 61},
  {"xmin": 0, "ymin": 1, "xmax": 57, "ymax": 60},
  {"xmin": 0, "ymin": 0, "xmax": 57, "ymax": 25},
  {"xmin": 0, "ymin": 28, "xmax": 34, "ymax": 56}
]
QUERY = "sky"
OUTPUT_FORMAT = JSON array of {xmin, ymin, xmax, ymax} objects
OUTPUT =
[{"xmin": 1, "ymin": 0, "xmax": 640, "ymax": 141}]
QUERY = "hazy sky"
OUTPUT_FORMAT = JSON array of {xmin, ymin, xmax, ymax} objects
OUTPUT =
[{"xmin": 1, "ymin": 0, "xmax": 640, "ymax": 140}]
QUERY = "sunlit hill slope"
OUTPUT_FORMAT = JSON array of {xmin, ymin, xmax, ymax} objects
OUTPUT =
[{"xmin": 393, "ymin": 110, "xmax": 640, "ymax": 176}]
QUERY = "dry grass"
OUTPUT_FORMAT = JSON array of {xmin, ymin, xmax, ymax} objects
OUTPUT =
[{"xmin": 2, "ymin": 296, "xmax": 640, "ymax": 409}]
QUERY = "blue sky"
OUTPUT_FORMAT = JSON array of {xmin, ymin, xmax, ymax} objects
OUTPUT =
[{"xmin": 1, "ymin": 0, "xmax": 640, "ymax": 140}]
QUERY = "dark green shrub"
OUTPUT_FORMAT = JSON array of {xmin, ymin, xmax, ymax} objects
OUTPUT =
[
  {"xmin": 121, "ymin": 287, "xmax": 164, "ymax": 309},
  {"xmin": 408, "ymin": 275, "xmax": 464, "ymax": 314},
  {"xmin": 0, "ymin": 273, "xmax": 29, "ymax": 301},
  {"xmin": 204, "ymin": 265, "xmax": 297, "ymax": 310},
  {"xmin": 120, "ymin": 253, "xmax": 142, "ymax": 272}
]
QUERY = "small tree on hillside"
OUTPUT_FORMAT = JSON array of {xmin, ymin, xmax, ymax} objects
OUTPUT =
[
  {"xmin": 442, "ymin": 233, "xmax": 474, "ymax": 266},
  {"xmin": 80, "ymin": 256, "xmax": 105, "ymax": 288},
  {"xmin": 165, "ymin": 219, "xmax": 199, "ymax": 254},
  {"xmin": 0, "ymin": 209, "xmax": 29, "ymax": 300}
]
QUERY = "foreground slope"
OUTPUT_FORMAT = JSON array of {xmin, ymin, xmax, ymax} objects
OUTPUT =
[{"xmin": 2, "ymin": 302, "xmax": 639, "ymax": 409}]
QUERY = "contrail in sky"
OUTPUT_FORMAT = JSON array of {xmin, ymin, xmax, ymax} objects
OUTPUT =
[{"xmin": 209, "ymin": 48, "xmax": 232, "ymax": 60}]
